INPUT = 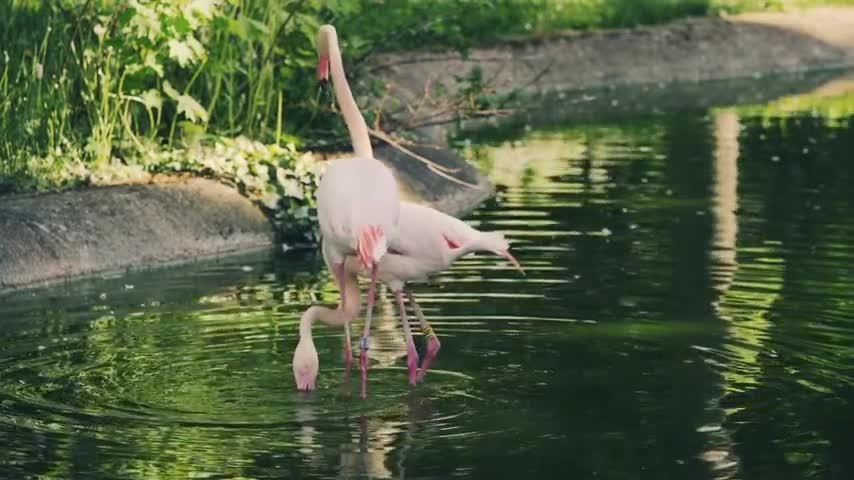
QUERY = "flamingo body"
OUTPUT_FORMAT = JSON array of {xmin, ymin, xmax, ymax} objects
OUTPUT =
[
  {"xmin": 345, "ymin": 201, "xmax": 521, "ymax": 289},
  {"xmin": 342, "ymin": 201, "xmax": 522, "ymax": 383},
  {"xmin": 316, "ymin": 156, "xmax": 400, "ymax": 269}
]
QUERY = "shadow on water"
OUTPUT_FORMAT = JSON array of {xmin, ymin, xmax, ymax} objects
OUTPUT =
[{"xmin": 2, "ymin": 70, "xmax": 854, "ymax": 478}]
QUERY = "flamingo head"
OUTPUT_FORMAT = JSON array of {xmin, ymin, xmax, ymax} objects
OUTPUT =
[
  {"xmin": 316, "ymin": 25, "xmax": 334, "ymax": 82},
  {"xmin": 293, "ymin": 336, "xmax": 319, "ymax": 391},
  {"xmin": 474, "ymin": 232, "xmax": 525, "ymax": 275}
]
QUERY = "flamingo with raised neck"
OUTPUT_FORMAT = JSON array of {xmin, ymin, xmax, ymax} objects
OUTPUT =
[
  {"xmin": 314, "ymin": 24, "xmax": 400, "ymax": 395},
  {"xmin": 342, "ymin": 201, "xmax": 523, "ymax": 384}
]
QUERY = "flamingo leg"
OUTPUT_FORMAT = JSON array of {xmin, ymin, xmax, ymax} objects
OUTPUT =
[
  {"xmin": 333, "ymin": 262, "xmax": 347, "ymax": 311},
  {"xmin": 343, "ymin": 322, "xmax": 353, "ymax": 370},
  {"xmin": 395, "ymin": 290, "xmax": 419, "ymax": 386},
  {"xmin": 333, "ymin": 262, "xmax": 353, "ymax": 369},
  {"xmin": 359, "ymin": 262, "xmax": 379, "ymax": 398},
  {"xmin": 407, "ymin": 291, "xmax": 441, "ymax": 383}
]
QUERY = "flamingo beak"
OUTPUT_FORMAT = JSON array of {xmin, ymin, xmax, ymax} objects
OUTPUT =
[
  {"xmin": 500, "ymin": 249, "xmax": 525, "ymax": 276},
  {"xmin": 317, "ymin": 54, "xmax": 330, "ymax": 83}
]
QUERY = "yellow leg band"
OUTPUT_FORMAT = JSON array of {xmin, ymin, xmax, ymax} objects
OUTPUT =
[{"xmin": 422, "ymin": 324, "xmax": 436, "ymax": 339}]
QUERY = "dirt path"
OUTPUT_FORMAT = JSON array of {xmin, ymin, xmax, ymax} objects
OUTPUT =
[{"xmin": 732, "ymin": 7, "xmax": 854, "ymax": 51}]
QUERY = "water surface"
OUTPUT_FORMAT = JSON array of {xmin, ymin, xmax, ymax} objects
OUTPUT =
[{"xmin": 2, "ymin": 74, "xmax": 854, "ymax": 479}]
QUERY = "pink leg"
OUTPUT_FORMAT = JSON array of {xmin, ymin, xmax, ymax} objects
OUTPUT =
[
  {"xmin": 395, "ymin": 290, "xmax": 419, "ymax": 386},
  {"xmin": 333, "ymin": 262, "xmax": 347, "ymax": 310},
  {"xmin": 343, "ymin": 322, "xmax": 353, "ymax": 370},
  {"xmin": 333, "ymin": 262, "xmax": 353, "ymax": 369},
  {"xmin": 408, "ymin": 292, "xmax": 441, "ymax": 383},
  {"xmin": 359, "ymin": 263, "xmax": 379, "ymax": 398}
]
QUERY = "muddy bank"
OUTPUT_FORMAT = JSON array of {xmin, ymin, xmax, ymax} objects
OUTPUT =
[
  {"xmin": 0, "ymin": 178, "xmax": 273, "ymax": 291},
  {"xmin": 453, "ymin": 68, "xmax": 854, "ymax": 142},
  {"xmin": 0, "ymin": 146, "xmax": 489, "ymax": 291},
  {"xmin": 369, "ymin": 7, "xmax": 854, "ymax": 130}
]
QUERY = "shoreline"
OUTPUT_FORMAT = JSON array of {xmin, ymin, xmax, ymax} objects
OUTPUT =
[
  {"xmin": 4, "ymin": 7, "xmax": 854, "ymax": 291},
  {"xmin": 368, "ymin": 7, "xmax": 854, "ymax": 131}
]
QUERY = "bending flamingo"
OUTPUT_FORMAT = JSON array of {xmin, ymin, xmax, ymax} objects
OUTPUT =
[
  {"xmin": 315, "ymin": 24, "xmax": 400, "ymax": 394},
  {"xmin": 342, "ymin": 201, "xmax": 523, "ymax": 385},
  {"xmin": 293, "ymin": 259, "xmax": 362, "ymax": 391}
]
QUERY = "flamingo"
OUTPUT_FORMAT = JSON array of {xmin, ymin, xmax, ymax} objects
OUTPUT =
[
  {"xmin": 342, "ymin": 201, "xmax": 523, "ymax": 385},
  {"xmin": 293, "ymin": 258, "xmax": 362, "ymax": 391},
  {"xmin": 293, "ymin": 201, "xmax": 523, "ymax": 390},
  {"xmin": 314, "ymin": 24, "xmax": 400, "ymax": 393}
]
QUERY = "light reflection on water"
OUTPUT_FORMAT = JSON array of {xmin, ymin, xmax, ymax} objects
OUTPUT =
[{"xmin": 2, "ymin": 75, "xmax": 854, "ymax": 478}]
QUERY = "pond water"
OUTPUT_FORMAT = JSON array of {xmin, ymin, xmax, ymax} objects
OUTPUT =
[{"xmin": 2, "ymin": 73, "xmax": 854, "ymax": 479}]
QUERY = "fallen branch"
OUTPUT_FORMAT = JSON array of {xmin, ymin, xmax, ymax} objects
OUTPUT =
[{"xmin": 368, "ymin": 128, "xmax": 484, "ymax": 190}]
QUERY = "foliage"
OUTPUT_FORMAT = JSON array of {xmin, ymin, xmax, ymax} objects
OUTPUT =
[
  {"xmin": 1, "ymin": 0, "xmax": 329, "ymax": 240},
  {"xmin": 23, "ymin": 136, "xmax": 324, "ymax": 242},
  {"xmin": 734, "ymin": 88, "xmax": 854, "ymax": 127}
]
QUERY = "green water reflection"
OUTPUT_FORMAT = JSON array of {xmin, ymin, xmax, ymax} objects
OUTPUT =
[{"xmin": 2, "ymin": 73, "xmax": 854, "ymax": 479}]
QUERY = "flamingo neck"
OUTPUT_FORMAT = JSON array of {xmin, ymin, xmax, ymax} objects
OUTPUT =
[
  {"xmin": 298, "ymin": 308, "xmax": 318, "ymax": 340},
  {"xmin": 298, "ymin": 270, "xmax": 362, "ymax": 339},
  {"xmin": 324, "ymin": 29, "xmax": 373, "ymax": 159}
]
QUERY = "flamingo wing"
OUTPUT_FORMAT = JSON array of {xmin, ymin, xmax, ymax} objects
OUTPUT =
[{"xmin": 317, "ymin": 157, "xmax": 400, "ymax": 258}]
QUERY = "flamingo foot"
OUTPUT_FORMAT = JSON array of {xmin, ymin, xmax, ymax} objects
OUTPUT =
[
  {"xmin": 417, "ymin": 336, "xmax": 441, "ymax": 383},
  {"xmin": 406, "ymin": 343, "xmax": 419, "ymax": 386}
]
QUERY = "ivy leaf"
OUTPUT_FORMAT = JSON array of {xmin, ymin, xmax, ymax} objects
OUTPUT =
[
  {"xmin": 168, "ymin": 39, "xmax": 195, "ymax": 67},
  {"xmin": 163, "ymin": 81, "xmax": 209, "ymax": 124},
  {"xmin": 246, "ymin": 18, "xmax": 270, "ymax": 39},
  {"xmin": 128, "ymin": 0, "xmax": 162, "ymax": 41},
  {"xmin": 184, "ymin": 0, "xmax": 219, "ymax": 22},
  {"xmin": 140, "ymin": 89, "xmax": 163, "ymax": 111},
  {"xmin": 170, "ymin": 14, "xmax": 193, "ymax": 35},
  {"xmin": 143, "ymin": 51, "xmax": 164, "ymax": 77},
  {"xmin": 227, "ymin": 16, "xmax": 248, "ymax": 41},
  {"xmin": 179, "ymin": 121, "xmax": 206, "ymax": 143},
  {"xmin": 186, "ymin": 36, "xmax": 206, "ymax": 62}
]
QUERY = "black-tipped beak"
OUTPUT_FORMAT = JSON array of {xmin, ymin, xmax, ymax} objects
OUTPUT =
[{"xmin": 500, "ymin": 249, "xmax": 525, "ymax": 276}]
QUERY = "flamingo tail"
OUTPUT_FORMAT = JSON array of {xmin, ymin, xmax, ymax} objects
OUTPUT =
[{"xmin": 357, "ymin": 225, "xmax": 388, "ymax": 269}]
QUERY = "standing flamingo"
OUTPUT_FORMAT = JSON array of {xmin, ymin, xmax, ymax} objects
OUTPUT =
[
  {"xmin": 314, "ymin": 24, "xmax": 400, "ymax": 394},
  {"xmin": 294, "ymin": 207, "xmax": 521, "ymax": 390},
  {"xmin": 342, "ymin": 201, "xmax": 523, "ymax": 385}
]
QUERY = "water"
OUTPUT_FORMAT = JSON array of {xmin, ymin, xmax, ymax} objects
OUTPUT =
[{"xmin": 2, "ymin": 74, "xmax": 854, "ymax": 479}]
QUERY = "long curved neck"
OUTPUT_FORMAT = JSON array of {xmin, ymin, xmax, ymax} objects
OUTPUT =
[
  {"xmin": 299, "ymin": 270, "xmax": 362, "ymax": 339},
  {"xmin": 324, "ymin": 29, "xmax": 373, "ymax": 159},
  {"xmin": 445, "ymin": 232, "xmax": 499, "ymax": 265}
]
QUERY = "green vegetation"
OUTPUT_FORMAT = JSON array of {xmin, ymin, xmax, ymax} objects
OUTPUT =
[
  {"xmin": 735, "ymin": 88, "xmax": 854, "ymax": 127},
  {"xmin": 1, "ymin": 0, "xmax": 853, "ymax": 238}
]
